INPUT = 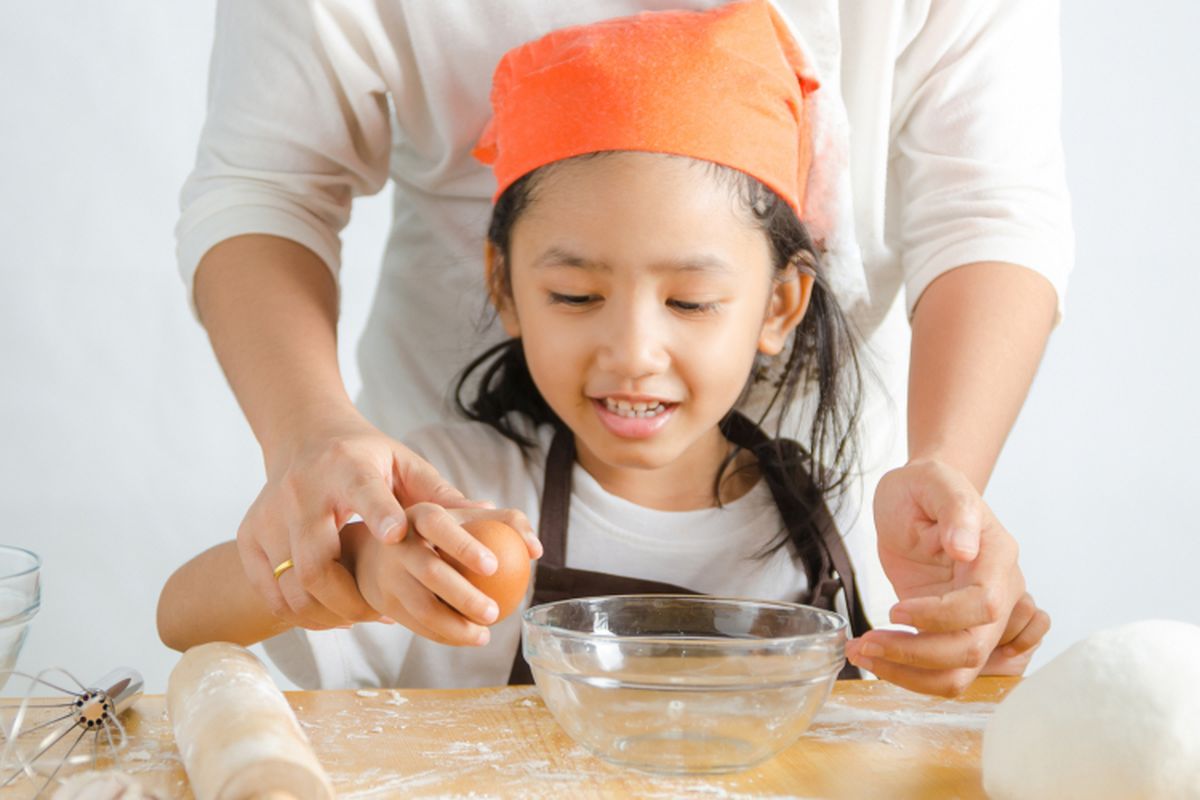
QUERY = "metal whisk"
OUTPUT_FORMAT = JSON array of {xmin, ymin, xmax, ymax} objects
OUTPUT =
[{"xmin": 0, "ymin": 667, "xmax": 142, "ymax": 798}]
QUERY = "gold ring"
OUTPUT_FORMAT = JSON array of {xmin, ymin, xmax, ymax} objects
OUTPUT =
[{"xmin": 272, "ymin": 558, "xmax": 295, "ymax": 580}]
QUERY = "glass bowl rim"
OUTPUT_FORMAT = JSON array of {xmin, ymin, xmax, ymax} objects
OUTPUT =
[
  {"xmin": 0, "ymin": 545, "xmax": 40, "ymax": 581},
  {"xmin": 522, "ymin": 593, "xmax": 847, "ymax": 647}
]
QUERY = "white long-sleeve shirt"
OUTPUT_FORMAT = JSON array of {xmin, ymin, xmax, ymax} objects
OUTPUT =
[{"xmin": 176, "ymin": 0, "xmax": 1074, "ymax": 626}]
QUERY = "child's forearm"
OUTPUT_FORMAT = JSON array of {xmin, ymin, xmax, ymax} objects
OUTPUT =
[{"xmin": 157, "ymin": 541, "xmax": 293, "ymax": 651}]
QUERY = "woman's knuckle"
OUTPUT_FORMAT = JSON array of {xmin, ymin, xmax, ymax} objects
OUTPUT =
[
  {"xmin": 945, "ymin": 671, "xmax": 973, "ymax": 697},
  {"xmin": 346, "ymin": 470, "xmax": 379, "ymax": 492},
  {"xmin": 327, "ymin": 436, "xmax": 357, "ymax": 460},
  {"xmin": 294, "ymin": 561, "xmax": 325, "ymax": 588},
  {"xmin": 963, "ymin": 638, "xmax": 988, "ymax": 669},
  {"xmin": 981, "ymin": 589, "xmax": 1005, "ymax": 623}
]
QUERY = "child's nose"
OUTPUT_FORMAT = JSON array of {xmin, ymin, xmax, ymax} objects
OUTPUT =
[{"xmin": 598, "ymin": 301, "xmax": 670, "ymax": 378}]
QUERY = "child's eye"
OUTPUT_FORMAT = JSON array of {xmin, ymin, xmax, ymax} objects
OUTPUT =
[
  {"xmin": 668, "ymin": 299, "xmax": 720, "ymax": 314},
  {"xmin": 548, "ymin": 292, "xmax": 598, "ymax": 306}
]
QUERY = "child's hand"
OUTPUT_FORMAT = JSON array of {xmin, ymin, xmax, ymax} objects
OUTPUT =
[
  {"xmin": 346, "ymin": 504, "xmax": 540, "ymax": 647},
  {"xmin": 847, "ymin": 458, "xmax": 1037, "ymax": 696}
]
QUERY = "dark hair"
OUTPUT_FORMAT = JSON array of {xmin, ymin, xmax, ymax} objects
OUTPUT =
[{"xmin": 454, "ymin": 153, "xmax": 863, "ymax": 556}]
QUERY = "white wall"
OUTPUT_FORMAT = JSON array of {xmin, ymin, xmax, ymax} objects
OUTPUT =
[{"xmin": 1, "ymin": 1, "xmax": 1196, "ymax": 694}]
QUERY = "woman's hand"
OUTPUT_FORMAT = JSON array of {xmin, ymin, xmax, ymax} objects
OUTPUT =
[
  {"xmin": 344, "ymin": 505, "xmax": 541, "ymax": 646},
  {"xmin": 980, "ymin": 591, "xmax": 1051, "ymax": 675},
  {"xmin": 847, "ymin": 458, "xmax": 1046, "ymax": 696},
  {"xmin": 236, "ymin": 407, "xmax": 498, "ymax": 631}
]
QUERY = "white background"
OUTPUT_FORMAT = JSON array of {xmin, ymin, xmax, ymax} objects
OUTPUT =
[{"xmin": 1, "ymin": 2, "xmax": 1197, "ymax": 694}]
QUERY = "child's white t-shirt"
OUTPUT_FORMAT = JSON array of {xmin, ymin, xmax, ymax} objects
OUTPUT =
[{"xmin": 262, "ymin": 419, "xmax": 811, "ymax": 690}]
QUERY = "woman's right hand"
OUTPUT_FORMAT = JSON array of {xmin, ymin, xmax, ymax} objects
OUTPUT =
[{"xmin": 235, "ymin": 407, "xmax": 495, "ymax": 630}]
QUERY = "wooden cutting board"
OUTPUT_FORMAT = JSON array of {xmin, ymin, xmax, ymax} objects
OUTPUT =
[{"xmin": 3, "ymin": 677, "xmax": 1016, "ymax": 799}]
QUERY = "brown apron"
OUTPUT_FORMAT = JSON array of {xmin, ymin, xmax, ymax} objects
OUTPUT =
[{"xmin": 508, "ymin": 410, "xmax": 872, "ymax": 684}]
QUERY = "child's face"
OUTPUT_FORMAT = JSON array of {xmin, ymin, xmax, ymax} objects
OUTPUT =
[{"xmin": 491, "ymin": 153, "xmax": 809, "ymax": 503}]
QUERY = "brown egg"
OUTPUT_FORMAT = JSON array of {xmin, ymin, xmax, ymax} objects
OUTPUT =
[{"xmin": 443, "ymin": 519, "xmax": 532, "ymax": 623}]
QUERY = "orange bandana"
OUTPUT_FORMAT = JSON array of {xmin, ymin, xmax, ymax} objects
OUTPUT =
[{"xmin": 472, "ymin": 0, "xmax": 819, "ymax": 219}]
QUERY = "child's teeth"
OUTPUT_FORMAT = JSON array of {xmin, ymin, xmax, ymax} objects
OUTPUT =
[{"xmin": 603, "ymin": 398, "xmax": 667, "ymax": 418}]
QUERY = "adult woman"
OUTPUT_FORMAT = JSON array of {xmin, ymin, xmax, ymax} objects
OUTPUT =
[{"xmin": 178, "ymin": 0, "xmax": 1067, "ymax": 695}]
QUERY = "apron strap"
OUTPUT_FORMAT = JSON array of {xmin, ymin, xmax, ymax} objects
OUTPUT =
[
  {"xmin": 720, "ymin": 411, "xmax": 872, "ymax": 637},
  {"xmin": 537, "ymin": 424, "xmax": 575, "ymax": 569}
]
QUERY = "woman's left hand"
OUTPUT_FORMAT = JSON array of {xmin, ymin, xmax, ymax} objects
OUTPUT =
[{"xmin": 847, "ymin": 459, "xmax": 1048, "ymax": 696}]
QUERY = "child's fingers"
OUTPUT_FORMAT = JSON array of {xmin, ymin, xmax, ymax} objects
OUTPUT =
[
  {"xmin": 370, "ymin": 595, "xmax": 476, "ymax": 648},
  {"xmin": 443, "ymin": 506, "xmax": 543, "ymax": 560},
  {"xmin": 408, "ymin": 502, "xmax": 499, "ymax": 576},
  {"xmin": 494, "ymin": 508, "xmax": 542, "ymax": 559},
  {"xmin": 399, "ymin": 539, "xmax": 499, "ymax": 626},
  {"xmin": 847, "ymin": 628, "xmax": 994, "ymax": 672},
  {"xmin": 389, "ymin": 568, "xmax": 492, "ymax": 646}
]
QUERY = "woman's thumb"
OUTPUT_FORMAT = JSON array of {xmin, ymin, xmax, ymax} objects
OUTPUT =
[
  {"xmin": 938, "ymin": 496, "xmax": 983, "ymax": 562},
  {"xmin": 911, "ymin": 461, "xmax": 985, "ymax": 562},
  {"xmin": 393, "ymin": 447, "xmax": 488, "ymax": 509}
]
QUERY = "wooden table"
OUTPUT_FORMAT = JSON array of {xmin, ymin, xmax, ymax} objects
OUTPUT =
[{"xmin": 7, "ymin": 678, "xmax": 1016, "ymax": 799}]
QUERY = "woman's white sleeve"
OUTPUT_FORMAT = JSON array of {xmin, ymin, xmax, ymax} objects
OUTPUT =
[
  {"xmin": 891, "ymin": 0, "xmax": 1075, "ymax": 321},
  {"xmin": 175, "ymin": 1, "xmax": 393, "ymax": 314}
]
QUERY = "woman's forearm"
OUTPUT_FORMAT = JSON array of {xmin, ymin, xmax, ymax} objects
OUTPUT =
[
  {"xmin": 908, "ymin": 261, "xmax": 1058, "ymax": 491},
  {"xmin": 193, "ymin": 234, "xmax": 355, "ymax": 471},
  {"xmin": 157, "ymin": 542, "xmax": 292, "ymax": 650}
]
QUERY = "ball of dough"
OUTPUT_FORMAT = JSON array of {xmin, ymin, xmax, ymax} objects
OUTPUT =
[{"xmin": 982, "ymin": 619, "xmax": 1200, "ymax": 800}]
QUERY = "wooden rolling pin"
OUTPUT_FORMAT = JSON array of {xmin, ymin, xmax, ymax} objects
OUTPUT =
[{"xmin": 166, "ymin": 643, "xmax": 335, "ymax": 800}]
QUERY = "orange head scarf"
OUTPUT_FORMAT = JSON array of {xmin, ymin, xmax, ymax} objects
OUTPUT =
[{"xmin": 472, "ymin": 0, "xmax": 820, "ymax": 220}]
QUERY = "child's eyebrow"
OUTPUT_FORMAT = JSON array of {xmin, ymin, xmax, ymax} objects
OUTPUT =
[{"xmin": 531, "ymin": 247, "xmax": 734, "ymax": 275}]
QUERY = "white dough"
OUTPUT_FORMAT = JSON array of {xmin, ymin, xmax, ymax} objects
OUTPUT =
[{"xmin": 982, "ymin": 619, "xmax": 1200, "ymax": 799}]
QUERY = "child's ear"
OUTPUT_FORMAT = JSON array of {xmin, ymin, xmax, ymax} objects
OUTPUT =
[
  {"xmin": 757, "ymin": 261, "xmax": 814, "ymax": 356},
  {"xmin": 484, "ymin": 241, "xmax": 521, "ymax": 338}
]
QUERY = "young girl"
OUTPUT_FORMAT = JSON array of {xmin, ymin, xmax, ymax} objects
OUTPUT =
[{"xmin": 159, "ymin": 0, "xmax": 1039, "ymax": 690}]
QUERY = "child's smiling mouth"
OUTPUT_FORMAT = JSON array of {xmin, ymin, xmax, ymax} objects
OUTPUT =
[{"xmin": 591, "ymin": 396, "xmax": 677, "ymax": 438}]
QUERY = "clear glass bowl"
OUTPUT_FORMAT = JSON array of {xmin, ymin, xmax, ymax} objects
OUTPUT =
[
  {"xmin": 0, "ymin": 546, "xmax": 41, "ymax": 693},
  {"xmin": 522, "ymin": 594, "xmax": 845, "ymax": 774}
]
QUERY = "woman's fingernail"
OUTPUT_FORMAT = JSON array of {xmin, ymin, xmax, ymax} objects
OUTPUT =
[
  {"xmin": 476, "ymin": 628, "xmax": 491, "ymax": 646},
  {"xmin": 860, "ymin": 642, "xmax": 884, "ymax": 659},
  {"xmin": 478, "ymin": 551, "xmax": 498, "ymax": 574},
  {"xmin": 379, "ymin": 616, "xmax": 397, "ymax": 625},
  {"xmin": 891, "ymin": 609, "xmax": 913, "ymax": 626},
  {"xmin": 854, "ymin": 656, "xmax": 874, "ymax": 671},
  {"xmin": 950, "ymin": 527, "xmax": 978, "ymax": 557},
  {"xmin": 379, "ymin": 517, "xmax": 403, "ymax": 539},
  {"xmin": 481, "ymin": 602, "xmax": 499, "ymax": 624}
]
